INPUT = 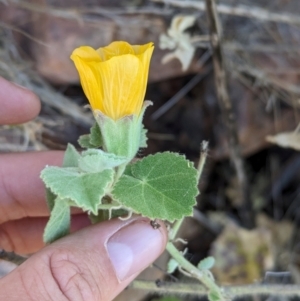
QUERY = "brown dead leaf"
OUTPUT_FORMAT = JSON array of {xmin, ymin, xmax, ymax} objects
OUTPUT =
[
  {"xmin": 210, "ymin": 222, "xmax": 274, "ymax": 285},
  {"xmin": 257, "ymin": 214, "xmax": 293, "ymax": 269}
]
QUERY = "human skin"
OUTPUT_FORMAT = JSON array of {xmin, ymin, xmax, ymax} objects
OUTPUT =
[{"xmin": 0, "ymin": 77, "xmax": 167, "ymax": 301}]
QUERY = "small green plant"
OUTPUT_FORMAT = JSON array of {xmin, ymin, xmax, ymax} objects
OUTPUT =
[{"xmin": 40, "ymin": 41, "xmax": 224, "ymax": 301}]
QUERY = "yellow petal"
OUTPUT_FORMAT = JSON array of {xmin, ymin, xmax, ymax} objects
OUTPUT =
[
  {"xmin": 70, "ymin": 46, "xmax": 104, "ymax": 112},
  {"xmin": 97, "ymin": 41, "xmax": 135, "ymax": 61},
  {"xmin": 71, "ymin": 41, "xmax": 154, "ymax": 120},
  {"xmin": 132, "ymin": 42, "xmax": 154, "ymax": 55}
]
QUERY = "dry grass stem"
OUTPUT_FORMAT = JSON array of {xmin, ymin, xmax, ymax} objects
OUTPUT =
[
  {"xmin": 153, "ymin": 0, "xmax": 300, "ymax": 25},
  {"xmin": 205, "ymin": 0, "xmax": 253, "ymax": 228}
]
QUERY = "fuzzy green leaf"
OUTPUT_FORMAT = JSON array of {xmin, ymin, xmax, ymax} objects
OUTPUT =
[
  {"xmin": 208, "ymin": 290, "xmax": 222, "ymax": 301},
  {"xmin": 78, "ymin": 149, "xmax": 127, "ymax": 173},
  {"xmin": 140, "ymin": 127, "xmax": 148, "ymax": 148},
  {"xmin": 90, "ymin": 122, "xmax": 102, "ymax": 147},
  {"xmin": 45, "ymin": 144, "xmax": 80, "ymax": 213},
  {"xmin": 78, "ymin": 134, "xmax": 95, "ymax": 148},
  {"xmin": 78, "ymin": 123, "xmax": 103, "ymax": 149},
  {"xmin": 197, "ymin": 256, "xmax": 215, "ymax": 270},
  {"xmin": 43, "ymin": 197, "xmax": 70, "ymax": 243},
  {"xmin": 167, "ymin": 258, "xmax": 179, "ymax": 274},
  {"xmin": 41, "ymin": 167, "xmax": 114, "ymax": 214},
  {"xmin": 45, "ymin": 188, "xmax": 57, "ymax": 211},
  {"xmin": 112, "ymin": 152, "xmax": 198, "ymax": 221},
  {"xmin": 63, "ymin": 144, "xmax": 80, "ymax": 167}
]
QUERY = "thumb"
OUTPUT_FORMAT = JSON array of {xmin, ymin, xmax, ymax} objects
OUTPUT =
[{"xmin": 0, "ymin": 216, "xmax": 167, "ymax": 301}]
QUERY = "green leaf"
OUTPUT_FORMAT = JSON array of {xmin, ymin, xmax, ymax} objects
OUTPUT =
[
  {"xmin": 45, "ymin": 188, "xmax": 57, "ymax": 211},
  {"xmin": 78, "ymin": 149, "xmax": 127, "ymax": 173},
  {"xmin": 78, "ymin": 123, "xmax": 103, "ymax": 149},
  {"xmin": 41, "ymin": 167, "xmax": 114, "ymax": 214},
  {"xmin": 197, "ymin": 256, "xmax": 215, "ymax": 270},
  {"xmin": 140, "ymin": 127, "xmax": 148, "ymax": 148},
  {"xmin": 78, "ymin": 134, "xmax": 95, "ymax": 148},
  {"xmin": 63, "ymin": 144, "xmax": 80, "ymax": 167},
  {"xmin": 45, "ymin": 143, "xmax": 80, "ymax": 212},
  {"xmin": 167, "ymin": 258, "xmax": 179, "ymax": 274},
  {"xmin": 112, "ymin": 152, "xmax": 198, "ymax": 221},
  {"xmin": 90, "ymin": 122, "xmax": 102, "ymax": 147},
  {"xmin": 43, "ymin": 197, "xmax": 70, "ymax": 243},
  {"xmin": 208, "ymin": 290, "xmax": 222, "ymax": 301}
]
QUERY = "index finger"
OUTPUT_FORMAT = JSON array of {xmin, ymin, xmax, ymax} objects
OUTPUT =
[
  {"xmin": 0, "ymin": 151, "xmax": 63, "ymax": 224},
  {"xmin": 0, "ymin": 77, "xmax": 41, "ymax": 125}
]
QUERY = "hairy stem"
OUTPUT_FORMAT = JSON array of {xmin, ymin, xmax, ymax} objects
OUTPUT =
[
  {"xmin": 166, "ymin": 242, "xmax": 226, "ymax": 300},
  {"xmin": 131, "ymin": 280, "xmax": 300, "ymax": 297},
  {"xmin": 169, "ymin": 219, "xmax": 184, "ymax": 241}
]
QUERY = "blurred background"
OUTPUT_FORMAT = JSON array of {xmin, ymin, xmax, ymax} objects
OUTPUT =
[{"xmin": 1, "ymin": 0, "xmax": 300, "ymax": 300}]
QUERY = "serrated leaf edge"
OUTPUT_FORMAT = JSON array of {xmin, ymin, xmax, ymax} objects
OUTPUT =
[{"xmin": 41, "ymin": 167, "xmax": 114, "ymax": 213}]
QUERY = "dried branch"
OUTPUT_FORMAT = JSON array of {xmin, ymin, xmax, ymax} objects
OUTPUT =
[
  {"xmin": 205, "ymin": 0, "xmax": 253, "ymax": 228},
  {"xmin": 224, "ymin": 42, "xmax": 300, "ymax": 54},
  {"xmin": 233, "ymin": 64, "xmax": 300, "ymax": 95},
  {"xmin": 152, "ymin": 51, "xmax": 212, "ymax": 120},
  {"xmin": 151, "ymin": 67, "xmax": 211, "ymax": 120},
  {"xmin": 8, "ymin": 0, "xmax": 172, "ymax": 23},
  {"xmin": 153, "ymin": 0, "xmax": 300, "ymax": 25}
]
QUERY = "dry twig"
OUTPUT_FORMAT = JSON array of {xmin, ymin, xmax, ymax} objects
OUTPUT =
[
  {"xmin": 7, "ymin": 0, "xmax": 172, "ymax": 26},
  {"xmin": 205, "ymin": 0, "xmax": 253, "ymax": 228}
]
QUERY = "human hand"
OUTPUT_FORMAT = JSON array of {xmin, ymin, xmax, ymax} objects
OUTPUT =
[{"xmin": 0, "ymin": 77, "xmax": 167, "ymax": 301}]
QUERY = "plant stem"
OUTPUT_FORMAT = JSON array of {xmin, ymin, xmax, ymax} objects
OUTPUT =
[
  {"xmin": 166, "ymin": 242, "xmax": 226, "ymax": 300},
  {"xmin": 169, "ymin": 218, "xmax": 184, "ymax": 241},
  {"xmin": 131, "ymin": 280, "xmax": 300, "ymax": 297},
  {"xmin": 130, "ymin": 280, "xmax": 207, "ymax": 295}
]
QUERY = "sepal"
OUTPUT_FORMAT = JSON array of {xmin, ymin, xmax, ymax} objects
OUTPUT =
[{"xmin": 94, "ymin": 101, "xmax": 152, "ymax": 161}]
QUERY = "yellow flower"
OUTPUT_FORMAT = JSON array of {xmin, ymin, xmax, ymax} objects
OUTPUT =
[{"xmin": 71, "ymin": 41, "xmax": 154, "ymax": 121}]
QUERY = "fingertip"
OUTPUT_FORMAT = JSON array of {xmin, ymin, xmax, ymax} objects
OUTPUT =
[
  {"xmin": 0, "ymin": 77, "xmax": 41, "ymax": 124},
  {"xmin": 106, "ymin": 218, "xmax": 167, "ymax": 281}
]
